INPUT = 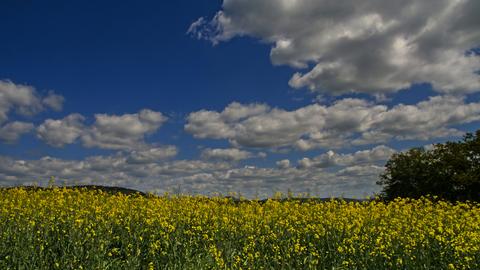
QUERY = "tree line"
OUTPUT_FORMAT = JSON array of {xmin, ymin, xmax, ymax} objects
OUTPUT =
[{"xmin": 378, "ymin": 130, "xmax": 480, "ymax": 202}]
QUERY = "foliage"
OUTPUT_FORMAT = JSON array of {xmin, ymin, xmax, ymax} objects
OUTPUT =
[
  {"xmin": 0, "ymin": 187, "xmax": 479, "ymax": 269},
  {"xmin": 378, "ymin": 130, "xmax": 480, "ymax": 201}
]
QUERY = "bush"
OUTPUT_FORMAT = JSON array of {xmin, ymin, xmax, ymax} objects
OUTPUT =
[{"xmin": 378, "ymin": 130, "xmax": 480, "ymax": 201}]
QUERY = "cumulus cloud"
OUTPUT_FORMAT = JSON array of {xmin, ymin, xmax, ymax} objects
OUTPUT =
[
  {"xmin": 336, "ymin": 165, "xmax": 385, "ymax": 178},
  {"xmin": 186, "ymin": 101, "xmax": 331, "ymax": 149},
  {"xmin": 37, "ymin": 110, "xmax": 168, "ymax": 150},
  {"xmin": 82, "ymin": 109, "xmax": 167, "ymax": 150},
  {"xmin": 276, "ymin": 159, "xmax": 291, "ymax": 169},
  {"xmin": 126, "ymin": 146, "xmax": 178, "ymax": 164},
  {"xmin": 37, "ymin": 114, "xmax": 85, "ymax": 147},
  {"xmin": 185, "ymin": 102, "xmax": 268, "ymax": 139},
  {"xmin": 296, "ymin": 145, "xmax": 396, "ymax": 169},
  {"xmin": 190, "ymin": 0, "xmax": 480, "ymax": 94},
  {"xmin": 186, "ymin": 96, "xmax": 480, "ymax": 150},
  {"xmin": 42, "ymin": 91, "xmax": 65, "ymax": 111},
  {"xmin": 201, "ymin": 148, "xmax": 253, "ymax": 162},
  {"xmin": 350, "ymin": 95, "xmax": 480, "ymax": 145},
  {"xmin": 0, "ymin": 122, "xmax": 34, "ymax": 144},
  {"xmin": 0, "ymin": 80, "xmax": 64, "ymax": 123}
]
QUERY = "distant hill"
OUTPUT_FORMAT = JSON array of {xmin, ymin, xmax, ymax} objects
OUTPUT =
[
  {"xmin": 1, "ymin": 185, "xmax": 147, "ymax": 196},
  {"xmin": 1, "ymin": 185, "xmax": 371, "ymax": 202}
]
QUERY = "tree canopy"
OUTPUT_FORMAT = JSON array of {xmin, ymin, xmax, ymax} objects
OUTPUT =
[{"xmin": 378, "ymin": 130, "xmax": 480, "ymax": 201}]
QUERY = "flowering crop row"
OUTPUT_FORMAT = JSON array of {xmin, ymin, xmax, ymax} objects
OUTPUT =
[{"xmin": 0, "ymin": 187, "xmax": 479, "ymax": 269}]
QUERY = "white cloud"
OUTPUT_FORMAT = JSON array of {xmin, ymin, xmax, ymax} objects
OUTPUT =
[
  {"xmin": 42, "ymin": 91, "xmax": 65, "ymax": 111},
  {"xmin": 0, "ymin": 80, "xmax": 64, "ymax": 123},
  {"xmin": 126, "ymin": 146, "xmax": 178, "ymax": 164},
  {"xmin": 276, "ymin": 159, "xmax": 291, "ymax": 169},
  {"xmin": 0, "ymin": 153, "xmax": 232, "ymax": 191},
  {"xmin": 0, "ymin": 146, "xmax": 387, "ymax": 198},
  {"xmin": 186, "ymin": 96, "xmax": 480, "ymax": 150},
  {"xmin": 36, "ymin": 114, "xmax": 85, "ymax": 147},
  {"xmin": 81, "ymin": 109, "xmax": 167, "ymax": 150},
  {"xmin": 37, "ymin": 110, "xmax": 168, "ymax": 150},
  {"xmin": 337, "ymin": 165, "xmax": 385, "ymax": 178},
  {"xmin": 190, "ymin": 0, "xmax": 480, "ymax": 94},
  {"xmin": 4, "ymin": 145, "xmax": 392, "ymax": 198},
  {"xmin": 352, "ymin": 95, "xmax": 480, "ymax": 145},
  {"xmin": 0, "ymin": 122, "xmax": 34, "ymax": 144},
  {"xmin": 296, "ymin": 145, "xmax": 396, "ymax": 169},
  {"xmin": 201, "ymin": 148, "xmax": 253, "ymax": 162},
  {"xmin": 186, "ymin": 101, "xmax": 332, "ymax": 149},
  {"xmin": 185, "ymin": 102, "xmax": 268, "ymax": 139}
]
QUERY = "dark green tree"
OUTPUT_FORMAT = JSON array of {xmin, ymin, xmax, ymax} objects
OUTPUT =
[{"xmin": 378, "ymin": 130, "xmax": 480, "ymax": 201}]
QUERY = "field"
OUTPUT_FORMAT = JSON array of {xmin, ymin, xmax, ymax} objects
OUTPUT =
[{"xmin": 0, "ymin": 187, "xmax": 479, "ymax": 269}]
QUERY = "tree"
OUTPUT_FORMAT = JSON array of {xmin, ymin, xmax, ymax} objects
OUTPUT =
[{"xmin": 378, "ymin": 130, "xmax": 480, "ymax": 201}]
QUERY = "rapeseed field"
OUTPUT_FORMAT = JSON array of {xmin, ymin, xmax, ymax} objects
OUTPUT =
[{"xmin": 0, "ymin": 187, "xmax": 478, "ymax": 269}]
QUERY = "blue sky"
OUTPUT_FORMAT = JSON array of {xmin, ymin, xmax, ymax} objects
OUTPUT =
[{"xmin": 1, "ymin": 0, "xmax": 479, "ymax": 198}]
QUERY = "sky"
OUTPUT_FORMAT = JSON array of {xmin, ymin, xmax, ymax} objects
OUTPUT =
[{"xmin": 1, "ymin": 0, "xmax": 479, "ymax": 198}]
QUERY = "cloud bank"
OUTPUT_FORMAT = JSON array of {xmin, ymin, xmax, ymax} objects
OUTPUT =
[
  {"xmin": 186, "ymin": 96, "xmax": 480, "ymax": 151},
  {"xmin": 190, "ymin": 0, "xmax": 480, "ymax": 94},
  {"xmin": 0, "ymin": 144, "xmax": 391, "ymax": 198}
]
